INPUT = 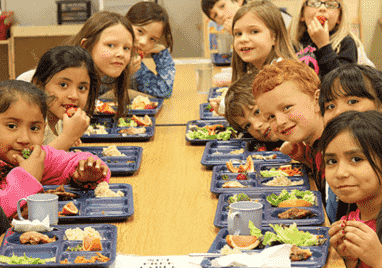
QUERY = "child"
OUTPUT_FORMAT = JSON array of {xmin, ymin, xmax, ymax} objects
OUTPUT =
[
  {"xmin": 31, "ymin": 46, "xmax": 97, "ymax": 151},
  {"xmin": 289, "ymin": 0, "xmax": 361, "ymax": 78},
  {"xmin": 323, "ymin": 111, "xmax": 382, "ymax": 268},
  {"xmin": 64, "ymin": 11, "xmax": 134, "ymax": 117},
  {"xmin": 209, "ymin": 1, "xmax": 298, "ymax": 114},
  {"xmin": 0, "ymin": 206, "xmax": 10, "ymax": 235},
  {"xmin": 224, "ymin": 72, "xmax": 280, "ymax": 143},
  {"xmin": 126, "ymin": 1, "xmax": 175, "ymax": 99},
  {"xmin": 0, "ymin": 80, "xmax": 111, "ymax": 219}
]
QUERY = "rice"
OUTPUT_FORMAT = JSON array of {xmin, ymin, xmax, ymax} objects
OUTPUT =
[
  {"xmin": 102, "ymin": 145, "xmax": 126, "ymax": 157},
  {"xmin": 94, "ymin": 182, "xmax": 125, "ymax": 198},
  {"xmin": 65, "ymin": 226, "xmax": 101, "ymax": 241}
]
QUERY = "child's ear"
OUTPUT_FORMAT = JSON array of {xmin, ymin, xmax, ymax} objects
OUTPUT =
[
  {"xmin": 314, "ymin": 89, "xmax": 321, "ymax": 113},
  {"xmin": 80, "ymin": 38, "xmax": 87, "ymax": 48}
]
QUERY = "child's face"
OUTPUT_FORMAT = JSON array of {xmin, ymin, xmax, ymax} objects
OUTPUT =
[
  {"xmin": 0, "ymin": 98, "xmax": 45, "ymax": 165},
  {"xmin": 91, "ymin": 23, "xmax": 133, "ymax": 78},
  {"xmin": 234, "ymin": 105, "xmax": 279, "ymax": 142},
  {"xmin": 209, "ymin": 0, "xmax": 241, "ymax": 26},
  {"xmin": 132, "ymin": 21, "xmax": 164, "ymax": 53},
  {"xmin": 324, "ymin": 131, "xmax": 382, "ymax": 204},
  {"xmin": 45, "ymin": 67, "xmax": 90, "ymax": 120},
  {"xmin": 256, "ymin": 81, "xmax": 322, "ymax": 145},
  {"xmin": 301, "ymin": 0, "xmax": 341, "ymax": 32},
  {"xmin": 233, "ymin": 12, "xmax": 275, "ymax": 70}
]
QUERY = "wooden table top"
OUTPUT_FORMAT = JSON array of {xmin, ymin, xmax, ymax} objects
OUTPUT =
[{"xmin": 0, "ymin": 59, "xmax": 345, "ymax": 267}]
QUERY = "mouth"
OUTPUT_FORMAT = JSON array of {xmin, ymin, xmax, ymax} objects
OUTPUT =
[
  {"xmin": 62, "ymin": 104, "xmax": 78, "ymax": 111},
  {"xmin": 337, "ymin": 185, "xmax": 356, "ymax": 190},
  {"xmin": 112, "ymin": 62, "xmax": 124, "ymax": 66},
  {"xmin": 240, "ymin": 47, "xmax": 253, "ymax": 53},
  {"xmin": 263, "ymin": 128, "xmax": 271, "ymax": 139},
  {"xmin": 280, "ymin": 125, "xmax": 295, "ymax": 135}
]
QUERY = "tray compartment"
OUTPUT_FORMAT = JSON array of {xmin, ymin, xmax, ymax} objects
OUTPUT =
[{"xmin": 199, "ymin": 103, "xmax": 225, "ymax": 120}]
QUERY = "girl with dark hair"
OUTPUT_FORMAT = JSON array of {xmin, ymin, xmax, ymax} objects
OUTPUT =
[
  {"xmin": 126, "ymin": 1, "xmax": 175, "ymax": 98},
  {"xmin": 322, "ymin": 110, "xmax": 382, "ymax": 268}
]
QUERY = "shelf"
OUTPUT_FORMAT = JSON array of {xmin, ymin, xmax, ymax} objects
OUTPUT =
[
  {"xmin": 11, "ymin": 25, "xmax": 82, "ymax": 37},
  {"xmin": 0, "ymin": 40, "xmax": 9, "ymax": 45}
]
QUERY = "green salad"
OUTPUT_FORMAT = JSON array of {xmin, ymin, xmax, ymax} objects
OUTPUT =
[
  {"xmin": 266, "ymin": 189, "xmax": 316, "ymax": 206},
  {"xmin": 118, "ymin": 118, "xmax": 138, "ymax": 127},
  {"xmin": 186, "ymin": 126, "xmax": 237, "ymax": 140},
  {"xmin": 228, "ymin": 193, "xmax": 252, "ymax": 204},
  {"xmin": 260, "ymin": 168, "xmax": 288, "ymax": 177},
  {"xmin": 0, "ymin": 254, "xmax": 55, "ymax": 264}
]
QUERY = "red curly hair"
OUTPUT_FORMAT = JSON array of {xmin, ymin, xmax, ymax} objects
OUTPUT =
[{"xmin": 252, "ymin": 59, "xmax": 320, "ymax": 99}]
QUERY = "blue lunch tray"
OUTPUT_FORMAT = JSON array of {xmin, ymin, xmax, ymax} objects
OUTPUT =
[
  {"xmin": 199, "ymin": 103, "xmax": 225, "ymax": 120},
  {"xmin": 210, "ymin": 163, "xmax": 310, "ymax": 194},
  {"xmin": 200, "ymin": 226, "xmax": 330, "ymax": 268},
  {"xmin": 69, "ymin": 146, "xmax": 143, "ymax": 176},
  {"xmin": 81, "ymin": 116, "xmax": 155, "ymax": 142},
  {"xmin": 207, "ymin": 87, "xmax": 229, "ymax": 101},
  {"xmin": 201, "ymin": 140, "xmax": 291, "ymax": 169},
  {"xmin": 0, "ymin": 224, "xmax": 117, "ymax": 267},
  {"xmin": 214, "ymin": 190, "xmax": 325, "ymax": 228},
  {"xmin": 43, "ymin": 184, "xmax": 134, "ymax": 222},
  {"xmin": 185, "ymin": 120, "xmax": 254, "ymax": 145}
]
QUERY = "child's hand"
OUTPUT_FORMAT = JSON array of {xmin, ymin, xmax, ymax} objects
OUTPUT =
[
  {"xmin": 62, "ymin": 108, "xmax": 90, "ymax": 141},
  {"xmin": 71, "ymin": 156, "xmax": 109, "ymax": 183},
  {"xmin": 72, "ymin": 139, "xmax": 82, "ymax": 147},
  {"xmin": 13, "ymin": 146, "xmax": 46, "ymax": 182},
  {"xmin": 129, "ymin": 55, "xmax": 142, "ymax": 75},
  {"xmin": 146, "ymin": 44, "xmax": 166, "ymax": 55},
  {"xmin": 307, "ymin": 17, "xmax": 330, "ymax": 49},
  {"xmin": 280, "ymin": 141, "xmax": 312, "ymax": 167},
  {"xmin": 209, "ymin": 97, "xmax": 224, "ymax": 116}
]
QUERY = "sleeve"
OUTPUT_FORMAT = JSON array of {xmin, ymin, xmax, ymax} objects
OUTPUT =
[
  {"xmin": 314, "ymin": 36, "xmax": 358, "ymax": 78},
  {"xmin": 0, "ymin": 167, "xmax": 43, "ymax": 218},
  {"xmin": 41, "ymin": 145, "xmax": 111, "ymax": 188},
  {"xmin": 132, "ymin": 49, "xmax": 175, "ymax": 98}
]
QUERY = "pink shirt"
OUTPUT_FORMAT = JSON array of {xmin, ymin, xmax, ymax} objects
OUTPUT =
[
  {"xmin": 0, "ymin": 145, "xmax": 111, "ymax": 217},
  {"xmin": 341, "ymin": 209, "xmax": 377, "ymax": 268}
]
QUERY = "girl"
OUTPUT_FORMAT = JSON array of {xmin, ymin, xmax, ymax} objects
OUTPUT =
[
  {"xmin": 64, "ymin": 11, "xmax": 134, "ymax": 117},
  {"xmin": 0, "ymin": 80, "xmax": 111, "ymax": 219},
  {"xmin": 322, "ymin": 111, "xmax": 382, "ymax": 268},
  {"xmin": 32, "ymin": 46, "xmax": 97, "ymax": 151},
  {"xmin": 126, "ymin": 1, "xmax": 175, "ymax": 99},
  {"xmin": 289, "ymin": 0, "xmax": 361, "ymax": 78}
]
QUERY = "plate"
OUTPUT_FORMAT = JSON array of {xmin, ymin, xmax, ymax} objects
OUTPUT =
[
  {"xmin": 199, "ymin": 103, "xmax": 225, "ymax": 120},
  {"xmin": 201, "ymin": 140, "xmax": 290, "ymax": 168},
  {"xmin": 69, "ymin": 146, "xmax": 143, "ymax": 176},
  {"xmin": 185, "ymin": 120, "xmax": 254, "ymax": 145},
  {"xmin": 81, "ymin": 117, "xmax": 155, "ymax": 142},
  {"xmin": 201, "ymin": 226, "xmax": 330, "ymax": 268},
  {"xmin": 43, "ymin": 184, "xmax": 134, "ymax": 222},
  {"xmin": 0, "ymin": 224, "xmax": 117, "ymax": 267},
  {"xmin": 214, "ymin": 190, "xmax": 325, "ymax": 228},
  {"xmin": 210, "ymin": 163, "xmax": 310, "ymax": 194},
  {"xmin": 207, "ymin": 87, "xmax": 229, "ymax": 101}
]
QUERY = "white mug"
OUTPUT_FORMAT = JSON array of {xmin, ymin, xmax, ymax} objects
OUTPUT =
[
  {"xmin": 228, "ymin": 201, "xmax": 263, "ymax": 235},
  {"xmin": 17, "ymin": 193, "xmax": 58, "ymax": 225}
]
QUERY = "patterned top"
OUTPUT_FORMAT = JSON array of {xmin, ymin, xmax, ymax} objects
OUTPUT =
[{"xmin": 131, "ymin": 48, "xmax": 175, "ymax": 98}]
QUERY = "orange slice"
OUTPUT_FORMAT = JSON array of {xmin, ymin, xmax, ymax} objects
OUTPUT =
[
  {"xmin": 226, "ymin": 235, "xmax": 260, "ymax": 250},
  {"xmin": 226, "ymin": 161, "xmax": 239, "ymax": 173},
  {"xmin": 61, "ymin": 201, "xmax": 78, "ymax": 215},
  {"xmin": 83, "ymin": 236, "xmax": 103, "ymax": 251}
]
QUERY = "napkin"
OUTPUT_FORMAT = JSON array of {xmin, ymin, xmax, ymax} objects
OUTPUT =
[
  {"xmin": 211, "ymin": 244, "xmax": 293, "ymax": 268},
  {"xmin": 111, "ymin": 254, "xmax": 203, "ymax": 268},
  {"xmin": 11, "ymin": 215, "xmax": 54, "ymax": 232}
]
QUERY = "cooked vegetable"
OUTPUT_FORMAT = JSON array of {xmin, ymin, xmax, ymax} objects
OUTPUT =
[{"xmin": 118, "ymin": 118, "xmax": 138, "ymax": 127}]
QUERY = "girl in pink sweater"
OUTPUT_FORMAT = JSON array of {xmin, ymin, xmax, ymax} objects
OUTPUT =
[{"xmin": 0, "ymin": 80, "xmax": 111, "ymax": 218}]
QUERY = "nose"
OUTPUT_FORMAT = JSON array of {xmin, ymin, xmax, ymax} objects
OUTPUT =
[
  {"xmin": 67, "ymin": 86, "xmax": 79, "ymax": 101},
  {"xmin": 216, "ymin": 10, "xmax": 225, "ymax": 22},
  {"xmin": 275, "ymin": 113, "xmax": 287, "ymax": 127},
  {"xmin": 137, "ymin": 36, "xmax": 147, "ymax": 48},
  {"xmin": 115, "ymin": 46, "xmax": 124, "ymax": 57},
  {"xmin": 16, "ymin": 127, "xmax": 31, "ymax": 145},
  {"xmin": 252, "ymin": 120, "xmax": 263, "ymax": 131},
  {"xmin": 335, "ymin": 160, "xmax": 350, "ymax": 179}
]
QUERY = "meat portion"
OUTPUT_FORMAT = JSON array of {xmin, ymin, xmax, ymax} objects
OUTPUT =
[
  {"xmin": 44, "ymin": 184, "xmax": 78, "ymax": 201},
  {"xmin": 278, "ymin": 208, "xmax": 317, "ymax": 219},
  {"xmin": 19, "ymin": 231, "xmax": 57, "ymax": 245},
  {"xmin": 119, "ymin": 127, "xmax": 146, "ymax": 135},
  {"xmin": 290, "ymin": 245, "xmax": 312, "ymax": 261}
]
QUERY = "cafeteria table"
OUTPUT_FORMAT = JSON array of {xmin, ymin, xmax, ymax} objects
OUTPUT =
[{"xmin": 0, "ymin": 59, "xmax": 346, "ymax": 267}]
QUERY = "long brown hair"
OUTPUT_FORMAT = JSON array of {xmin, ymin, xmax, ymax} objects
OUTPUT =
[
  {"xmin": 231, "ymin": 1, "xmax": 298, "ymax": 83},
  {"xmin": 126, "ymin": 1, "xmax": 173, "ymax": 53},
  {"xmin": 64, "ymin": 11, "xmax": 135, "ymax": 117}
]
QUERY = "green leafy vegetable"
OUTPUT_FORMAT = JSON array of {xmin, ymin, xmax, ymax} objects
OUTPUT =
[
  {"xmin": 263, "ymin": 223, "xmax": 319, "ymax": 246},
  {"xmin": 248, "ymin": 220, "xmax": 263, "ymax": 238},
  {"xmin": 0, "ymin": 254, "xmax": 55, "ymax": 264},
  {"xmin": 260, "ymin": 168, "xmax": 288, "ymax": 177},
  {"xmin": 222, "ymin": 175, "xmax": 229, "ymax": 180},
  {"xmin": 118, "ymin": 118, "xmax": 137, "ymax": 127},
  {"xmin": 266, "ymin": 189, "xmax": 316, "ymax": 206}
]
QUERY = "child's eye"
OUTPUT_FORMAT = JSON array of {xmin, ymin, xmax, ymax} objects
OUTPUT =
[
  {"xmin": 30, "ymin": 125, "xmax": 40, "ymax": 131},
  {"xmin": 325, "ymin": 158, "xmax": 337, "ymax": 166},
  {"xmin": 59, "ymin": 82, "xmax": 68, "ymax": 88},
  {"xmin": 234, "ymin": 32, "xmax": 242, "ymax": 37},
  {"xmin": 243, "ymin": 124, "xmax": 250, "ymax": 131},
  {"xmin": 348, "ymin": 99, "xmax": 359, "ymax": 105},
  {"xmin": 138, "ymin": 29, "xmax": 143, "ymax": 34},
  {"xmin": 254, "ymin": 109, "xmax": 261, "ymax": 116},
  {"xmin": 108, "ymin": 44, "xmax": 115, "ymax": 48},
  {"xmin": 351, "ymin": 156, "xmax": 363, "ymax": 163},
  {"xmin": 79, "ymin": 86, "xmax": 88, "ymax": 91},
  {"xmin": 283, "ymin": 105, "xmax": 292, "ymax": 111},
  {"xmin": 251, "ymin": 30, "xmax": 258, "ymax": 34},
  {"xmin": 7, "ymin": 123, "xmax": 17, "ymax": 129},
  {"xmin": 267, "ymin": 115, "xmax": 275, "ymax": 121},
  {"xmin": 325, "ymin": 104, "xmax": 335, "ymax": 110},
  {"xmin": 150, "ymin": 38, "xmax": 157, "ymax": 43},
  {"xmin": 124, "ymin": 47, "xmax": 131, "ymax": 51}
]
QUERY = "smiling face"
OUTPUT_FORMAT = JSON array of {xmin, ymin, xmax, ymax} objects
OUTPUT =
[
  {"xmin": 45, "ymin": 67, "xmax": 90, "ymax": 121},
  {"xmin": 209, "ymin": 0, "xmax": 241, "ymax": 26},
  {"xmin": 324, "ymin": 131, "xmax": 382, "ymax": 205},
  {"xmin": 233, "ymin": 12, "xmax": 275, "ymax": 69},
  {"xmin": 234, "ymin": 105, "xmax": 278, "ymax": 142},
  {"xmin": 132, "ymin": 21, "xmax": 164, "ymax": 53},
  {"xmin": 91, "ymin": 23, "xmax": 133, "ymax": 78},
  {"xmin": 301, "ymin": 0, "xmax": 341, "ymax": 32},
  {"xmin": 257, "ymin": 81, "xmax": 322, "ymax": 145},
  {"xmin": 0, "ymin": 98, "xmax": 45, "ymax": 165}
]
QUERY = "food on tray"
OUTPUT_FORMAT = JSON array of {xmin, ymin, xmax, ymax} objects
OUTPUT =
[
  {"xmin": 44, "ymin": 184, "xmax": 78, "ymax": 201},
  {"xmin": 119, "ymin": 127, "xmax": 146, "ymax": 135},
  {"xmin": 261, "ymin": 165, "xmax": 302, "ymax": 177},
  {"xmin": 0, "ymin": 254, "xmax": 55, "ymax": 264},
  {"xmin": 83, "ymin": 236, "xmax": 103, "ymax": 251},
  {"xmin": 317, "ymin": 15, "xmax": 327, "ymax": 26},
  {"xmin": 262, "ymin": 176, "xmax": 304, "ymax": 186},
  {"xmin": 102, "ymin": 145, "xmax": 126, "ymax": 157},
  {"xmin": 94, "ymin": 181, "xmax": 125, "ymax": 197},
  {"xmin": 133, "ymin": 115, "xmax": 152, "ymax": 126},
  {"xmin": 117, "ymin": 117, "xmax": 137, "ymax": 127},
  {"xmin": 235, "ymin": 173, "xmax": 248, "ymax": 180},
  {"xmin": 252, "ymin": 153, "xmax": 277, "ymax": 160},
  {"xmin": 58, "ymin": 201, "xmax": 78, "ymax": 216},
  {"xmin": 227, "ymin": 193, "xmax": 258, "ymax": 205},
  {"xmin": 230, "ymin": 149, "xmax": 244, "ymax": 154},
  {"xmin": 95, "ymin": 100, "xmax": 116, "ymax": 114},
  {"xmin": 260, "ymin": 169, "xmax": 288, "ymax": 177},
  {"xmin": 84, "ymin": 124, "xmax": 108, "ymax": 135},
  {"xmin": 65, "ymin": 226, "xmax": 101, "ymax": 241},
  {"xmin": 290, "ymin": 245, "xmax": 313, "ymax": 261},
  {"xmin": 266, "ymin": 190, "xmax": 316, "ymax": 207},
  {"xmin": 66, "ymin": 106, "xmax": 78, "ymax": 117},
  {"xmin": 226, "ymin": 235, "xmax": 260, "ymax": 250},
  {"xmin": 61, "ymin": 252, "xmax": 109, "ymax": 264},
  {"xmin": 220, "ymin": 245, "xmax": 242, "ymax": 255},
  {"xmin": 186, "ymin": 124, "xmax": 243, "ymax": 141},
  {"xmin": 19, "ymin": 231, "xmax": 57, "ymax": 245},
  {"xmin": 278, "ymin": 199, "xmax": 313, "ymax": 207},
  {"xmin": 278, "ymin": 208, "xmax": 317, "ymax": 219},
  {"xmin": 226, "ymin": 155, "xmax": 254, "ymax": 173},
  {"xmin": 222, "ymin": 181, "xmax": 247, "ymax": 188},
  {"xmin": 21, "ymin": 147, "xmax": 33, "ymax": 159},
  {"xmin": 131, "ymin": 95, "xmax": 158, "ymax": 110}
]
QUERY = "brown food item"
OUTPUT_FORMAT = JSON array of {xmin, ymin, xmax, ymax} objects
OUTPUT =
[
  {"xmin": 19, "ymin": 231, "xmax": 57, "ymax": 245},
  {"xmin": 132, "ymin": 115, "xmax": 152, "ymax": 126},
  {"xmin": 226, "ymin": 155, "xmax": 254, "ymax": 173},
  {"xmin": 60, "ymin": 259, "xmax": 69, "ymax": 264},
  {"xmin": 45, "ymin": 184, "xmax": 78, "ymax": 201},
  {"xmin": 290, "ymin": 245, "xmax": 312, "ymax": 261},
  {"xmin": 74, "ymin": 253, "xmax": 110, "ymax": 263},
  {"xmin": 83, "ymin": 236, "xmax": 103, "ymax": 251},
  {"xmin": 119, "ymin": 127, "xmax": 146, "ymax": 134},
  {"xmin": 278, "ymin": 199, "xmax": 313, "ymax": 208},
  {"xmin": 278, "ymin": 208, "xmax": 316, "ymax": 219},
  {"xmin": 222, "ymin": 181, "xmax": 247, "ymax": 188},
  {"xmin": 226, "ymin": 235, "xmax": 260, "ymax": 250},
  {"xmin": 59, "ymin": 201, "xmax": 79, "ymax": 215}
]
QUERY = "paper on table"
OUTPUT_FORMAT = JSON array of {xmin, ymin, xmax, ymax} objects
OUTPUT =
[
  {"xmin": 112, "ymin": 254, "xmax": 203, "ymax": 268},
  {"xmin": 11, "ymin": 215, "xmax": 53, "ymax": 232},
  {"xmin": 211, "ymin": 244, "xmax": 293, "ymax": 268}
]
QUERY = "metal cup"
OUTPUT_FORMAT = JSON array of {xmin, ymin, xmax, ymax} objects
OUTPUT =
[
  {"xmin": 228, "ymin": 201, "xmax": 263, "ymax": 235},
  {"xmin": 17, "ymin": 193, "xmax": 58, "ymax": 225}
]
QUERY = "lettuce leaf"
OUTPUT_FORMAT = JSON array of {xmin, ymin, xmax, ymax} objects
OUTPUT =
[
  {"xmin": 266, "ymin": 223, "xmax": 319, "ymax": 246},
  {"xmin": 248, "ymin": 220, "xmax": 263, "ymax": 238}
]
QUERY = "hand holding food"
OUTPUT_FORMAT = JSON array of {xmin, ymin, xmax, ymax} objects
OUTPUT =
[
  {"xmin": 329, "ymin": 220, "xmax": 359, "ymax": 264},
  {"xmin": 71, "ymin": 156, "xmax": 109, "ymax": 184},
  {"xmin": 307, "ymin": 16, "xmax": 330, "ymax": 48},
  {"xmin": 63, "ymin": 107, "xmax": 90, "ymax": 141},
  {"xmin": 14, "ymin": 145, "xmax": 45, "ymax": 182},
  {"xmin": 209, "ymin": 97, "xmax": 224, "ymax": 116}
]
